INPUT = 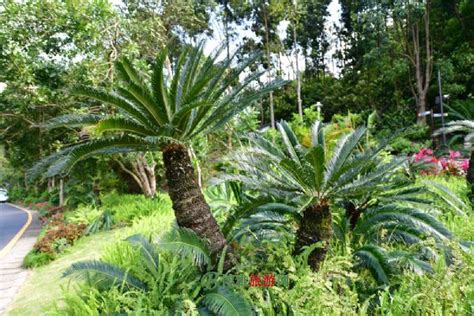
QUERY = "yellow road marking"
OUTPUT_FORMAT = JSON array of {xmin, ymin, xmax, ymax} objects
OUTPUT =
[{"xmin": 0, "ymin": 203, "xmax": 33, "ymax": 259}]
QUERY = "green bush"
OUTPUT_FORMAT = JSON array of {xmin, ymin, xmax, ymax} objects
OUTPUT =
[
  {"xmin": 23, "ymin": 250, "xmax": 55, "ymax": 268},
  {"xmin": 100, "ymin": 192, "xmax": 172, "ymax": 224}
]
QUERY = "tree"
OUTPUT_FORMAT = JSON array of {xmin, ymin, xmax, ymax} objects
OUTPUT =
[
  {"xmin": 232, "ymin": 121, "xmax": 403, "ymax": 270},
  {"xmin": 393, "ymin": 0, "xmax": 434, "ymax": 124},
  {"xmin": 113, "ymin": 153, "xmax": 158, "ymax": 198},
  {"xmin": 0, "ymin": 0, "xmax": 116, "ymax": 199},
  {"xmin": 231, "ymin": 0, "xmax": 288, "ymax": 128},
  {"xmin": 33, "ymin": 45, "xmax": 286, "ymax": 266}
]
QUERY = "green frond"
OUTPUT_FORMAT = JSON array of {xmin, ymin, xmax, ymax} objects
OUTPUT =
[
  {"xmin": 117, "ymin": 82, "xmax": 167, "ymax": 126},
  {"xmin": 229, "ymin": 211, "xmax": 292, "ymax": 243},
  {"xmin": 311, "ymin": 120, "xmax": 325, "ymax": 148},
  {"xmin": 42, "ymin": 136, "xmax": 154, "ymax": 177},
  {"xmin": 115, "ymin": 57, "xmax": 146, "ymax": 88},
  {"xmin": 325, "ymin": 127, "xmax": 366, "ymax": 185},
  {"xmin": 28, "ymin": 147, "xmax": 74, "ymax": 179},
  {"xmin": 200, "ymin": 286, "xmax": 253, "ymax": 316},
  {"xmin": 305, "ymin": 145, "xmax": 326, "ymax": 189},
  {"xmin": 355, "ymin": 204, "xmax": 452, "ymax": 241},
  {"xmin": 63, "ymin": 260, "xmax": 147, "ymax": 290},
  {"xmin": 158, "ymin": 227, "xmax": 212, "ymax": 268},
  {"xmin": 193, "ymin": 77, "xmax": 288, "ymax": 139},
  {"xmin": 278, "ymin": 120, "xmax": 301, "ymax": 151},
  {"xmin": 222, "ymin": 196, "xmax": 276, "ymax": 237},
  {"xmin": 95, "ymin": 117, "xmax": 156, "ymax": 136},
  {"xmin": 151, "ymin": 49, "xmax": 172, "ymax": 121},
  {"xmin": 354, "ymin": 245, "xmax": 393, "ymax": 285},
  {"xmin": 423, "ymin": 180, "xmax": 468, "ymax": 216},
  {"xmin": 44, "ymin": 114, "xmax": 102, "ymax": 129},
  {"xmin": 337, "ymin": 158, "xmax": 406, "ymax": 196},
  {"xmin": 126, "ymin": 234, "xmax": 160, "ymax": 278},
  {"xmin": 388, "ymin": 251, "xmax": 433, "ymax": 275},
  {"xmin": 72, "ymin": 85, "xmax": 154, "ymax": 128}
]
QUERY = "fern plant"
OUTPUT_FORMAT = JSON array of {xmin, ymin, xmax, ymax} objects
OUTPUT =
[{"xmin": 32, "ymin": 44, "xmax": 287, "ymax": 268}]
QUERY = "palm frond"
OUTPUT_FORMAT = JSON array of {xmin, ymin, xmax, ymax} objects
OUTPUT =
[
  {"xmin": 354, "ymin": 245, "xmax": 393, "ymax": 285},
  {"xmin": 355, "ymin": 204, "xmax": 452, "ymax": 241},
  {"xmin": 158, "ymin": 227, "xmax": 212, "ymax": 268},
  {"xmin": 151, "ymin": 49, "xmax": 172, "ymax": 121},
  {"xmin": 200, "ymin": 286, "xmax": 253, "ymax": 316},
  {"xmin": 423, "ymin": 180, "xmax": 469, "ymax": 216},
  {"xmin": 325, "ymin": 127, "xmax": 366, "ymax": 185},
  {"xmin": 126, "ymin": 234, "xmax": 160, "ymax": 278},
  {"xmin": 95, "ymin": 117, "xmax": 156, "ymax": 136},
  {"xmin": 72, "ymin": 85, "xmax": 154, "ymax": 128},
  {"xmin": 388, "ymin": 250, "xmax": 433, "ymax": 275},
  {"xmin": 37, "ymin": 136, "xmax": 153, "ymax": 177},
  {"xmin": 44, "ymin": 114, "xmax": 102, "ymax": 129},
  {"xmin": 63, "ymin": 260, "xmax": 147, "ymax": 290}
]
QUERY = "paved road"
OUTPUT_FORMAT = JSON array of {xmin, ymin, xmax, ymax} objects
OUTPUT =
[{"xmin": 0, "ymin": 204, "xmax": 28, "ymax": 250}]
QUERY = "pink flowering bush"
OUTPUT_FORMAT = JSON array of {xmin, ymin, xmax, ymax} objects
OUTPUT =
[{"xmin": 412, "ymin": 148, "xmax": 469, "ymax": 176}]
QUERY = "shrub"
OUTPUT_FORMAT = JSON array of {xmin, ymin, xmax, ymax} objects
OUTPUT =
[
  {"xmin": 100, "ymin": 192, "xmax": 172, "ymax": 224},
  {"xmin": 412, "ymin": 148, "xmax": 469, "ymax": 176},
  {"xmin": 34, "ymin": 223, "xmax": 86, "ymax": 254},
  {"xmin": 23, "ymin": 250, "xmax": 55, "ymax": 268},
  {"xmin": 67, "ymin": 205, "xmax": 103, "ymax": 226}
]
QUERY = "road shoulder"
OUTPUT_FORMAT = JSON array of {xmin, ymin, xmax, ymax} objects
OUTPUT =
[{"xmin": 0, "ymin": 206, "xmax": 40, "ymax": 315}]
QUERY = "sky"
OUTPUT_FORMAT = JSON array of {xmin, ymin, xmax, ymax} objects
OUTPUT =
[{"xmin": 203, "ymin": 0, "xmax": 343, "ymax": 78}]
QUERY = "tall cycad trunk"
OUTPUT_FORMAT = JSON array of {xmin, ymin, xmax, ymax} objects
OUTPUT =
[
  {"xmin": 294, "ymin": 202, "xmax": 333, "ymax": 271},
  {"xmin": 162, "ymin": 143, "xmax": 232, "ymax": 267}
]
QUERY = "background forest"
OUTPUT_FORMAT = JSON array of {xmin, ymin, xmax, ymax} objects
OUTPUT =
[{"xmin": 0, "ymin": 0, "xmax": 473, "ymax": 315}]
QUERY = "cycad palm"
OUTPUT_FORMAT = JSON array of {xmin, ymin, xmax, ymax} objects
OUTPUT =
[
  {"xmin": 34, "ymin": 44, "xmax": 286, "ymax": 265},
  {"xmin": 233, "ymin": 121, "xmax": 403, "ymax": 269}
]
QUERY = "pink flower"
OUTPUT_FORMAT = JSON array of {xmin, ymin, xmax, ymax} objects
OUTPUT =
[
  {"xmin": 460, "ymin": 159, "xmax": 469, "ymax": 172},
  {"xmin": 449, "ymin": 150, "xmax": 461, "ymax": 159},
  {"xmin": 414, "ymin": 148, "xmax": 434, "ymax": 162},
  {"xmin": 440, "ymin": 158, "xmax": 448, "ymax": 169}
]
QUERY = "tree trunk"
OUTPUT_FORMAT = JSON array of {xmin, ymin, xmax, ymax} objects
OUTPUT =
[
  {"xmin": 294, "ymin": 202, "xmax": 333, "ymax": 271},
  {"xmin": 162, "ymin": 143, "xmax": 233, "ymax": 268},
  {"xmin": 344, "ymin": 201, "xmax": 361, "ymax": 230},
  {"xmin": 59, "ymin": 178, "xmax": 64, "ymax": 207},
  {"xmin": 115, "ymin": 155, "xmax": 157, "ymax": 198},
  {"xmin": 467, "ymin": 152, "xmax": 474, "ymax": 202},
  {"xmin": 262, "ymin": 5, "xmax": 275, "ymax": 129},
  {"xmin": 293, "ymin": 10, "xmax": 303, "ymax": 120}
]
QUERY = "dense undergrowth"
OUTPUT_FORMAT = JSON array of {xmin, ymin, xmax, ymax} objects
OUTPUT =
[
  {"xmin": 11, "ymin": 173, "xmax": 472, "ymax": 315},
  {"xmin": 22, "ymin": 192, "xmax": 172, "ymax": 268}
]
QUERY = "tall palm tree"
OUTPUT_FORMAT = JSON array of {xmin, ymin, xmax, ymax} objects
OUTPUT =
[
  {"xmin": 232, "ymin": 121, "xmax": 404, "ymax": 270},
  {"xmin": 32, "ymin": 44, "xmax": 286, "ymax": 265}
]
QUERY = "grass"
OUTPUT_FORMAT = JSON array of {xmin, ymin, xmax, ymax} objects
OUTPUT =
[
  {"xmin": 7, "ymin": 229, "xmax": 117, "ymax": 315},
  {"xmin": 7, "ymin": 209, "xmax": 175, "ymax": 315}
]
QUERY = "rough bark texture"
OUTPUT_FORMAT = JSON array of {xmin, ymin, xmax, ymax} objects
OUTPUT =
[
  {"xmin": 294, "ymin": 202, "xmax": 333, "ymax": 271},
  {"xmin": 467, "ymin": 153, "xmax": 474, "ymax": 202},
  {"xmin": 162, "ymin": 143, "xmax": 233, "ymax": 268}
]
